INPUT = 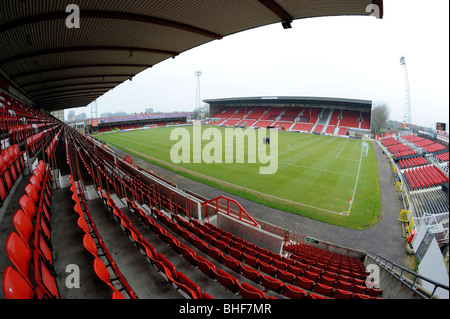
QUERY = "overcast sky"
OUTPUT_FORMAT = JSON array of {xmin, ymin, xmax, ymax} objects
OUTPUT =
[{"xmin": 67, "ymin": 0, "xmax": 449, "ymax": 130}]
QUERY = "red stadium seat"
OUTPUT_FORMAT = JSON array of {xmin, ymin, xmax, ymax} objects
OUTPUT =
[
  {"xmin": 238, "ymin": 282, "xmax": 266, "ymax": 299},
  {"xmin": 2, "ymin": 267, "xmax": 35, "ymax": 299},
  {"xmin": 283, "ymin": 284, "xmax": 306, "ymax": 299}
]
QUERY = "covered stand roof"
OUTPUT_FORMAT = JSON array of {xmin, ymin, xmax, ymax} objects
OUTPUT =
[{"xmin": 0, "ymin": 0, "xmax": 382, "ymax": 112}]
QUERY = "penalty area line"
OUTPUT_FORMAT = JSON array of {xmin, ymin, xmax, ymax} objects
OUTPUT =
[{"xmin": 347, "ymin": 143, "xmax": 364, "ymax": 216}]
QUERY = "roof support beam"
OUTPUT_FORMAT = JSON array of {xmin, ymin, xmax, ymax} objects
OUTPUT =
[
  {"xmin": 21, "ymin": 74, "xmax": 133, "ymax": 89},
  {"xmin": 0, "ymin": 46, "xmax": 178, "ymax": 66},
  {"xmin": 36, "ymin": 91, "xmax": 107, "ymax": 103},
  {"xmin": 11, "ymin": 64, "xmax": 152, "ymax": 80},
  {"xmin": 0, "ymin": 10, "xmax": 223, "ymax": 39},
  {"xmin": 29, "ymin": 81, "xmax": 121, "ymax": 96},
  {"xmin": 258, "ymin": 0, "xmax": 293, "ymax": 28},
  {"xmin": 33, "ymin": 87, "xmax": 113, "ymax": 100}
]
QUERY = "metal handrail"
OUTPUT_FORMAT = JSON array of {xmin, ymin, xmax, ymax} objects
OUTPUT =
[{"xmin": 366, "ymin": 250, "xmax": 449, "ymax": 299}]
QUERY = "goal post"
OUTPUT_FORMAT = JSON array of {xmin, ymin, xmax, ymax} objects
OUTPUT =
[{"xmin": 362, "ymin": 141, "xmax": 369, "ymax": 157}]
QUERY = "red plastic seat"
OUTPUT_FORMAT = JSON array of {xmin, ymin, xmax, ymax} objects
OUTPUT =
[
  {"xmin": 93, "ymin": 258, "xmax": 120, "ymax": 293},
  {"xmin": 179, "ymin": 244, "xmax": 196, "ymax": 265},
  {"xmin": 353, "ymin": 292, "xmax": 371, "ymax": 299},
  {"xmin": 303, "ymin": 270, "xmax": 320, "ymax": 282},
  {"xmin": 216, "ymin": 269, "xmax": 239, "ymax": 293},
  {"xmin": 176, "ymin": 271, "xmax": 202, "ymax": 299},
  {"xmin": 259, "ymin": 261, "xmax": 276, "ymax": 277},
  {"xmin": 223, "ymin": 255, "xmax": 241, "ymax": 273},
  {"xmin": 19, "ymin": 194, "xmax": 37, "ymax": 221},
  {"xmin": 350, "ymin": 284, "xmax": 367, "ymax": 294},
  {"xmin": 205, "ymin": 245, "xmax": 223, "ymax": 263},
  {"xmin": 12, "ymin": 209, "xmax": 34, "ymax": 251},
  {"xmin": 261, "ymin": 275, "xmax": 283, "ymax": 293},
  {"xmin": 241, "ymin": 265, "xmax": 262, "ymax": 283},
  {"xmin": 227, "ymin": 246, "xmax": 242, "ymax": 260},
  {"xmin": 294, "ymin": 276, "xmax": 315, "ymax": 291},
  {"xmin": 287, "ymin": 264, "xmax": 304, "ymax": 276},
  {"xmin": 24, "ymin": 183, "xmax": 39, "ymax": 204},
  {"xmin": 6, "ymin": 232, "xmax": 32, "ymax": 286},
  {"xmin": 331, "ymin": 288, "xmax": 353, "ymax": 299},
  {"xmin": 283, "ymin": 284, "xmax": 306, "ymax": 299},
  {"xmin": 35, "ymin": 230, "xmax": 55, "ymax": 275},
  {"xmin": 312, "ymin": 282, "xmax": 333, "ymax": 297},
  {"xmin": 0, "ymin": 175, "xmax": 8, "ymax": 202},
  {"xmin": 242, "ymin": 253, "xmax": 259, "ymax": 268},
  {"xmin": 195, "ymin": 255, "xmax": 216, "ymax": 278},
  {"xmin": 77, "ymin": 216, "xmax": 91, "ymax": 235},
  {"xmin": 334, "ymin": 280, "xmax": 352, "ymax": 291},
  {"xmin": 0, "ymin": 156, "xmax": 14, "ymax": 190},
  {"xmin": 318, "ymin": 275, "xmax": 335, "ymax": 287},
  {"xmin": 112, "ymin": 291, "xmax": 125, "ymax": 299},
  {"xmin": 367, "ymin": 287, "xmax": 383, "ymax": 297},
  {"xmin": 276, "ymin": 268, "xmax": 296, "ymax": 283},
  {"xmin": 29, "ymin": 175, "xmax": 41, "ymax": 194},
  {"xmin": 306, "ymin": 292, "xmax": 327, "ymax": 299},
  {"xmin": 3, "ymin": 267, "xmax": 35, "ymax": 299},
  {"xmin": 83, "ymin": 234, "xmax": 99, "ymax": 258},
  {"xmin": 238, "ymin": 282, "xmax": 266, "ymax": 299}
]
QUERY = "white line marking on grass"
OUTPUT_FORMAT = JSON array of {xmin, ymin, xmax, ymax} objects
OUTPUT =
[
  {"xmin": 113, "ymin": 142, "xmax": 345, "ymax": 216},
  {"xmin": 346, "ymin": 143, "xmax": 364, "ymax": 216},
  {"xmin": 279, "ymin": 161, "xmax": 357, "ymax": 177},
  {"xmin": 336, "ymin": 146, "xmax": 345, "ymax": 158},
  {"xmin": 270, "ymin": 138, "xmax": 320, "ymax": 159}
]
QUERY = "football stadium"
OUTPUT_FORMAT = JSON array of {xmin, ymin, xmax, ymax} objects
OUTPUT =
[{"xmin": 0, "ymin": 0, "xmax": 449, "ymax": 306}]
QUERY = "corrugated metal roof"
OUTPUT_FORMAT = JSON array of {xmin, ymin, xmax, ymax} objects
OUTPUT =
[{"xmin": 0, "ymin": 0, "xmax": 382, "ymax": 111}]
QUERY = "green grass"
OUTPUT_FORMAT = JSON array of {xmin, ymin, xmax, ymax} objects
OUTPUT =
[{"xmin": 96, "ymin": 126, "xmax": 380, "ymax": 229}]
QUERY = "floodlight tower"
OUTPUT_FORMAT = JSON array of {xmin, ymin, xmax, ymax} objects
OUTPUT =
[
  {"xmin": 400, "ymin": 56, "xmax": 411, "ymax": 128},
  {"xmin": 195, "ymin": 70, "xmax": 202, "ymax": 110},
  {"xmin": 90, "ymin": 99, "xmax": 98, "ymax": 120}
]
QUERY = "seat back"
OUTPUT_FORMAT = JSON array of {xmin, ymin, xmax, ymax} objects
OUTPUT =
[
  {"xmin": 77, "ymin": 216, "xmax": 91, "ymax": 235},
  {"xmin": 24, "ymin": 183, "xmax": 39, "ymax": 204},
  {"xmin": 6, "ymin": 232, "xmax": 32, "ymax": 285},
  {"xmin": 0, "ymin": 175, "xmax": 7, "ymax": 201},
  {"xmin": 238, "ymin": 282, "xmax": 265, "ymax": 299},
  {"xmin": 19, "ymin": 194, "xmax": 37, "ymax": 221},
  {"xmin": 3, "ymin": 267, "xmax": 35, "ymax": 299},
  {"xmin": 283, "ymin": 284, "xmax": 306, "ymax": 299},
  {"xmin": 12, "ymin": 209, "xmax": 34, "ymax": 250},
  {"xmin": 93, "ymin": 258, "xmax": 117, "ymax": 291},
  {"xmin": 35, "ymin": 255, "xmax": 60, "ymax": 299},
  {"xmin": 29, "ymin": 175, "xmax": 41, "ymax": 193}
]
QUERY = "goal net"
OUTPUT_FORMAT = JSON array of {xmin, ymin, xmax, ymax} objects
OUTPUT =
[{"xmin": 362, "ymin": 142, "xmax": 369, "ymax": 157}]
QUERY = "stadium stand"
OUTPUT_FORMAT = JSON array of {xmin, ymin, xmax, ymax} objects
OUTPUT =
[
  {"xmin": 1, "ymin": 95, "xmax": 448, "ymax": 299},
  {"xmin": 208, "ymin": 98, "xmax": 371, "ymax": 138},
  {"xmin": 1, "ymin": 0, "xmax": 449, "ymax": 302}
]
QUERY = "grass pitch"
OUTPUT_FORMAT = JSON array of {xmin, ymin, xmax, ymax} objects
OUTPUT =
[{"xmin": 96, "ymin": 126, "xmax": 380, "ymax": 229}]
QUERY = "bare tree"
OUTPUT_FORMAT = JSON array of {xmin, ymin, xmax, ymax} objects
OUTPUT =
[{"xmin": 371, "ymin": 101, "xmax": 391, "ymax": 134}]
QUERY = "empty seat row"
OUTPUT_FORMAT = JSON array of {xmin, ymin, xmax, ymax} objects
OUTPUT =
[
  {"xmin": 67, "ymin": 175, "xmax": 138, "ymax": 299},
  {"xmin": 1, "ymin": 144, "xmax": 25, "ymax": 205},
  {"xmin": 200, "ymin": 219, "xmax": 369, "ymax": 281},
  {"xmin": 3, "ymin": 160, "xmax": 58, "ymax": 299},
  {"xmin": 405, "ymin": 165, "xmax": 449, "ymax": 190},
  {"xmin": 98, "ymin": 188, "xmax": 210, "ymax": 299},
  {"xmin": 169, "ymin": 211, "xmax": 382, "ymax": 299},
  {"xmin": 398, "ymin": 156, "xmax": 428, "ymax": 169},
  {"xmin": 436, "ymin": 152, "xmax": 449, "ymax": 163}
]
